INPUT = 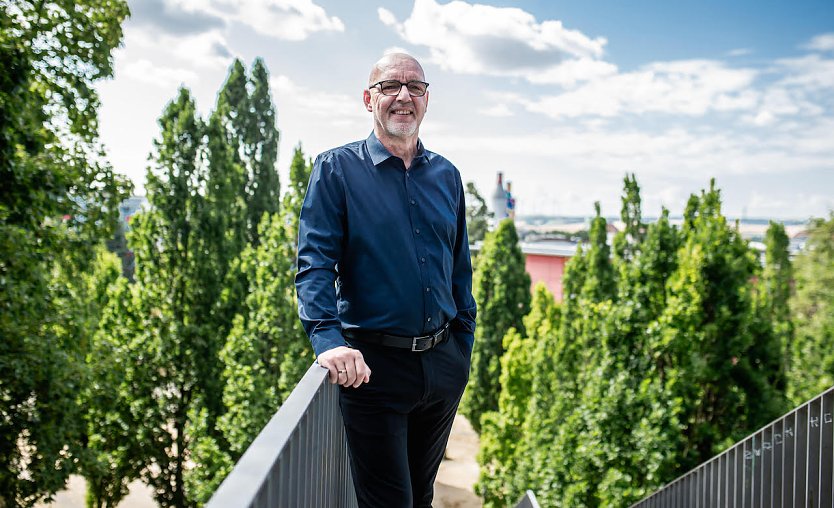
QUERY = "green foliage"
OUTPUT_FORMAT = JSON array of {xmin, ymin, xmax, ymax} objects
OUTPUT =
[
  {"xmin": 478, "ymin": 284, "xmax": 558, "ymax": 507},
  {"xmin": 480, "ymin": 178, "xmax": 792, "ymax": 507},
  {"xmin": 0, "ymin": 1, "xmax": 131, "ymax": 505},
  {"xmin": 788, "ymin": 213, "xmax": 834, "ymax": 404},
  {"xmin": 218, "ymin": 213, "xmax": 311, "ymax": 456},
  {"xmin": 79, "ymin": 252, "xmax": 145, "ymax": 508},
  {"xmin": 216, "ymin": 58, "xmax": 281, "ymax": 246},
  {"xmin": 461, "ymin": 219, "xmax": 531, "ymax": 434},
  {"xmin": 282, "ymin": 143, "xmax": 313, "ymax": 239},
  {"xmin": 465, "ymin": 182, "xmax": 491, "ymax": 243},
  {"xmin": 126, "ymin": 88, "xmax": 208, "ymax": 508}
]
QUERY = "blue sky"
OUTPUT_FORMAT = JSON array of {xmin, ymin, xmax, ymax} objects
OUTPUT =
[{"xmin": 97, "ymin": 0, "xmax": 834, "ymax": 219}]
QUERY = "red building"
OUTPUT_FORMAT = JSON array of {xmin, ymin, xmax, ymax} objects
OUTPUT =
[{"xmin": 521, "ymin": 242, "xmax": 575, "ymax": 302}]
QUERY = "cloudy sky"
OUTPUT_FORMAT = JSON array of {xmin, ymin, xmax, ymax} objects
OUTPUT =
[{"xmin": 97, "ymin": 0, "xmax": 834, "ymax": 219}]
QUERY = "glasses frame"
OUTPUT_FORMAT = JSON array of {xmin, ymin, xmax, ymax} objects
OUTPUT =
[{"xmin": 369, "ymin": 80, "xmax": 430, "ymax": 97}]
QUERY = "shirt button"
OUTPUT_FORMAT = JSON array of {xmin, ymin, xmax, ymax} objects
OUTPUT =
[
  {"xmin": 420, "ymin": 257, "xmax": 426, "ymax": 263},
  {"xmin": 427, "ymin": 317, "xmax": 432, "ymax": 322},
  {"xmin": 410, "ymin": 199, "xmax": 416, "ymax": 205},
  {"xmin": 426, "ymin": 287, "xmax": 431, "ymax": 292},
  {"xmin": 415, "ymin": 228, "xmax": 420, "ymax": 234}
]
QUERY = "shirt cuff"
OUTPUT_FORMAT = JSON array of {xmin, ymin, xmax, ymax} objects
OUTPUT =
[{"xmin": 311, "ymin": 328, "xmax": 348, "ymax": 358}]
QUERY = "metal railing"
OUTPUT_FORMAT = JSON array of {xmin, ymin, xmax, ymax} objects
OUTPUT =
[
  {"xmin": 631, "ymin": 385, "xmax": 834, "ymax": 507},
  {"xmin": 207, "ymin": 362, "xmax": 358, "ymax": 508},
  {"xmin": 515, "ymin": 490, "xmax": 541, "ymax": 508}
]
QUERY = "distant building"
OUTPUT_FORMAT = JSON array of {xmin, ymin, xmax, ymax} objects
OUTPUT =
[
  {"xmin": 490, "ymin": 172, "xmax": 516, "ymax": 225},
  {"xmin": 522, "ymin": 241, "xmax": 576, "ymax": 302},
  {"xmin": 108, "ymin": 195, "xmax": 148, "ymax": 280}
]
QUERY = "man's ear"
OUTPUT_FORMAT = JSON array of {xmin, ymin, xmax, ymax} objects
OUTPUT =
[
  {"xmin": 363, "ymin": 90, "xmax": 372, "ymax": 112},
  {"xmin": 424, "ymin": 90, "xmax": 429, "ymax": 111}
]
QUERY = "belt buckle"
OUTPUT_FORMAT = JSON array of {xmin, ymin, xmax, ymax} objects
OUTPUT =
[{"xmin": 411, "ymin": 334, "xmax": 432, "ymax": 352}]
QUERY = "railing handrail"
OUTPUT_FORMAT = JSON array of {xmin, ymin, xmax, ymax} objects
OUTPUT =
[
  {"xmin": 207, "ymin": 362, "xmax": 331, "ymax": 507},
  {"xmin": 630, "ymin": 384, "xmax": 834, "ymax": 507}
]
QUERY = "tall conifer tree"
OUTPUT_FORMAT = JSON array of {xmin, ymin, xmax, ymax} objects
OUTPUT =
[
  {"xmin": 461, "ymin": 219, "xmax": 531, "ymax": 433},
  {"xmin": 128, "ymin": 88, "xmax": 208, "ymax": 507}
]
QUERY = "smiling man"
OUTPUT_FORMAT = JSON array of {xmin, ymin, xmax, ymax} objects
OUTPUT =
[{"xmin": 295, "ymin": 53, "xmax": 477, "ymax": 507}]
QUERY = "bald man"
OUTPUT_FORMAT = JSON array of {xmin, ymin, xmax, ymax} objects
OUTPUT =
[{"xmin": 295, "ymin": 53, "xmax": 477, "ymax": 507}]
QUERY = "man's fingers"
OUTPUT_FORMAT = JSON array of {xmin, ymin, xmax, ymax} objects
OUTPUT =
[
  {"xmin": 352, "ymin": 356, "xmax": 369, "ymax": 388},
  {"xmin": 317, "ymin": 346, "xmax": 371, "ymax": 388},
  {"xmin": 342, "ymin": 361, "xmax": 358, "ymax": 387}
]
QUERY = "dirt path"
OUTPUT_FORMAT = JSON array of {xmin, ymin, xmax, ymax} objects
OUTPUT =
[
  {"xmin": 434, "ymin": 414, "xmax": 483, "ymax": 508},
  {"xmin": 41, "ymin": 413, "xmax": 482, "ymax": 507}
]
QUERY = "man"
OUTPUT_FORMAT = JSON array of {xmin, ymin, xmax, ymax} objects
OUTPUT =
[{"xmin": 295, "ymin": 53, "xmax": 477, "ymax": 507}]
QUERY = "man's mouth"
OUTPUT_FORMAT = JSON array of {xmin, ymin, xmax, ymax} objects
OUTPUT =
[{"xmin": 392, "ymin": 109, "xmax": 413, "ymax": 116}]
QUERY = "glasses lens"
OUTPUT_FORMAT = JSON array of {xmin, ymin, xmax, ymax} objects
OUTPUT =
[
  {"xmin": 407, "ymin": 81, "xmax": 427, "ymax": 96},
  {"xmin": 380, "ymin": 81, "xmax": 403, "ymax": 95}
]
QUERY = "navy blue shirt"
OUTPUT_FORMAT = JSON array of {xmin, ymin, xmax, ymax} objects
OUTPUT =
[{"xmin": 295, "ymin": 132, "xmax": 477, "ymax": 357}]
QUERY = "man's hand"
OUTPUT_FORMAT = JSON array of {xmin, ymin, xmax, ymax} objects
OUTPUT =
[{"xmin": 317, "ymin": 346, "xmax": 371, "ymax": 388}]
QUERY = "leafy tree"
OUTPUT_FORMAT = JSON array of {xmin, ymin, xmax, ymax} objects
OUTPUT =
[
  {"xmin": 127, "ymin": 88, "xmax": 208, "ymax": 507},
  {"xmin": 283, "ymin": 143, "xmax": 313, "ymax": 238},
  {"xmin": 215, "ymin": 58, "xmax": 281, "ymax": 245},
  {"xmin": 651, "ymin": 181, "xmax": 782, "ymax": 468},
  {"xmin": 245, "ymin": 58, "xmax": 281, "ymax": 244},
  {"xmin": 79, "ymin": 251, "xmax": 145, "ymax": 508},
  {"xmin": 461, "ymin": 218, "xmax": 531, "ymax": 434},
  {"xmin": 477, "ymin": 283, "xmax": 557, "ymax": 506},
  {"xmin": 788, "ymin": 213, "xmax": 834, "ymax": 404},
  {"xmin": 0, "ymin": 1, "xmax": 130, "ymax": 504},
  {"xmin": 482, "ymin": 177, "xmax": 788, "ymax": 507},
  {"xmin": 465, "ymin": 181, "xmax": 491, "ymax": 243}
]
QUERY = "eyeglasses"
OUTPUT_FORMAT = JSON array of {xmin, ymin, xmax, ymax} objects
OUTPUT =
[{"xmin": 370, "ymin": 80, "xmax": 429, "ymax": 97}]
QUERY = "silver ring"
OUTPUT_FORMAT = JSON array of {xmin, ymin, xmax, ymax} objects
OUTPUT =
[{"xmin": 338, "ymin": 370, "xmax": 346, "ymax": 374}]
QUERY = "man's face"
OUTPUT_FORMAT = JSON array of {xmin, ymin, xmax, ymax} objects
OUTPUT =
[{"xmin": 364, "ymin": 56, "xmax": 428, "ymax": 140}]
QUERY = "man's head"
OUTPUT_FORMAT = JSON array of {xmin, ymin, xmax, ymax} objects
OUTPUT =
[{"xmin": 363, "ymin": 53, "xmax": 428, "ymax": 141}]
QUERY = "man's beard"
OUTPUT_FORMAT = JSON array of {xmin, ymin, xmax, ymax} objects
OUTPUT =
[{"xmin": 385, "ymin": 119, "xmax": 418, "ymax": 138}]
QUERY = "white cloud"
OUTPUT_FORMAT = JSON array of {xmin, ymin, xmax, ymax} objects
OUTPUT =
[
  {"xmin": 378, "ymin": 7, "xmax": 397, "ymax": 27},
  {"xmin": 125, "ymin": 24, "xmax": 235, "ymax": 69},
  {"xmin": 519, "ymin": 59, "xmax": 758, "ymax": 118},
  {"xmin": 774, "ymin": 53, "xmax": 834, "ymax": 90},
  {"xmin": 212, "ymin": 0, "xmax": 344, "ymax": 40},
  {"xmin": 804, "ymin": 32, "xmax": 834, "ymax": 52},
  {"xmin": 378, "ymin": 0, "xmax": 609, "ymax": 85},
  {"xmin": 122, "ymin": 59, "xmax": 199, "ymax": 88},
  {"xmin": 479, "ymin": 103, "xmax": 514, "ymax": 117},
  {"xmin": 727, "ymin": 48, "xmax": 752, "ymax": 57},
  {"xmin": 155, "ymin": 0, "xmax": 343, "ymax": 41},
  {"xmin": 270, "ymin": 75, "xmax": 367, "ymax": 127}
]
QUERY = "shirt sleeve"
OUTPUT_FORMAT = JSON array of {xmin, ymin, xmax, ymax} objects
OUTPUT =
[
  {"xmin": 450, "ymin": 171, "xmax": 477, "ymax": 351},
  {"xmin": 295, "ymin": 153, "xmax": 348, "ymax": 357}
]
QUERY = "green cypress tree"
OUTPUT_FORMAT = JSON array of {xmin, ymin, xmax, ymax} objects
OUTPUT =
[
  {"xmin": 653, "ymin": 181, "xmax": 780, "ymax": 468},
  {"xmin": 245, "ymin": 58, "xmax": 281, "ymax": 245},
  {"xmin": 478, "ymin": 283, "xmax": 558, "ymax": 506},
  {"xmin": 461, "ymin": 219, "xmax": 531, "ymax": 434},
  {"xmin": 788, "ymin": 213, "xmax": 834, "ymax": 404}
]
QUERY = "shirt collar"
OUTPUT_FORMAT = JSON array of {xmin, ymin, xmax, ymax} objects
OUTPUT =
[{"xmin": 366, "ymin": 131, "xmax": 428, "ymax": 167}]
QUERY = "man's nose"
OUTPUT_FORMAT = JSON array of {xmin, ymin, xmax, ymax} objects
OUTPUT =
[{"xmin": 395, "ymin": 84, "xmax": 412, "ymax": 101}]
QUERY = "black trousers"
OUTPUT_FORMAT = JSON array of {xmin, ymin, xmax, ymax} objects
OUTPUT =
[{"xmin": 339, "ymin": 331, "xmax": 471, "ymax": 508}]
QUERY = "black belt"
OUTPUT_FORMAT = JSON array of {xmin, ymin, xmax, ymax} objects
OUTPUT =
[{"xmin": 343, "ymin": 322, "xmax": 450, "ymax": 352}]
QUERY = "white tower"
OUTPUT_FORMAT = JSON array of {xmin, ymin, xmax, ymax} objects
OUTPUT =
[{"xmin": 491, "ymin": 172, "xmax": 507, "ymax": 220}]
